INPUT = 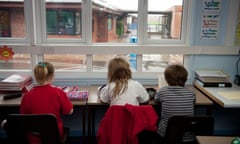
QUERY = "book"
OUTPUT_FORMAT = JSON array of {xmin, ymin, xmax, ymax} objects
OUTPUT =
[
  {"xmin": 194, "ymin": 79, "xmax": 232, "ymax": 87},
  {"xmin": 194, "ymin": 69, "xmax": 232, "ymax": 87},
  {"xmin": 195, "ymin": 69, "xmax": 229, "ymax": 78},
  {"xmin": 196, "ymin": 76, "xmax": 231, "ymax": 84},
  {"xmin": 0, "ymin": 74, "xmax": 33, "ymax": 91},
  {"xmin": 1, "ymin": 74, "xmax": 32, "ymax": 83}
]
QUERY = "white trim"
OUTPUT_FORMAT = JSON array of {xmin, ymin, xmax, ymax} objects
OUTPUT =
[
  {"xmin": 225, "ymin": 0, "xmax": 240, "ymax": 46},
  {"xmin": 25, "ymin": 45, "xmax": 239, "ymax": 55},
  {"xmin": 3, "ymin": 44, "xmax": 239, "ymax": 55},
  {"xmin": 82, "ymin": 0, "xmax": 91, "ymax": 44},
  {"xmin": 1, "ymin": 0, "xmax": 240, "ymax": 82}
]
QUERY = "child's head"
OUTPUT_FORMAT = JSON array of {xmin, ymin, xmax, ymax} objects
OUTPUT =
[
  {"xmin": 107, "ymin": 57, "xmax": 132, "ymax": 98},
  {"xmin": 107, "ymin": 57, "xmax": 132, "ymax": 82},
  {"xmin": 164, "ymin": 64, "xmax": 188, "ymax": 86},
  {"xmin": 34, "ymin": 61, "xmax": 54, "ymax": 85}
]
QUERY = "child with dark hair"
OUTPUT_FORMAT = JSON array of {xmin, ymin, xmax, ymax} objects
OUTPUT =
[
  {"xmin": 155, "ymin": 64, "xmax": 196, "ymax": 142},
  {"xmin": 138, "ymin": 64, "xmax": 196, "ymax": 144}
]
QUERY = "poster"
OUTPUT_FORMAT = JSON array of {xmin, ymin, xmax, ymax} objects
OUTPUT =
[
  {"xmin": 201, "ymin": 14, "xmax": 219, "ymax": 39},
  {"xmin": 203, "ymin": 0, "xmax": 221, "ymax": 11},
  {"xmin": 200, "ymin": 0, "xmax": 221, "ymax": 39}
]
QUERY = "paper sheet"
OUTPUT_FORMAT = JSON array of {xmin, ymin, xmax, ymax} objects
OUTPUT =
[{"xmin": 218, "ymin": 91, "xmax": 240, "ymax": 100}]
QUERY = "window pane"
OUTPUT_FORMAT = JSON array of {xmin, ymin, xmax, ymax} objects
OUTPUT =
[
  {"xmin": 147, "ymin": 0, "xmax": 183, "ymax": 40},
  {"xmin": 92, "ymin": 0, "xmax": 138, "ymax": 43},
  {"xmin": 44, "ymin": 54, "xmax": 86, "ymax": 71},
  {"xmin": 142, "ymin": 54, "xmax": 183, "ymax": 72},
  {"xmin": 92, "ymin": 54, "xmax": 113, "ymax": 72},
  {"xmin": 92, "ymin": 54, "xmax": 137, "ymax": 72},
  {"xmin": 0, "ymin": 54, "xmax": 31, "ymax": 69},
  {"xmin": 45, "ymin": 0, "xmax": 82, "ymax": 39},
  {"xmin": 0, "ymin": 0, "xmax": 26, "ymax": 38}
]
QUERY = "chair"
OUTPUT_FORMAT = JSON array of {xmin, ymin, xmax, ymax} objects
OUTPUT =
[
  {"xmin": 164, "ymin": 115, "xmax": 214, "ymax": 144},
  {"xmin": 97, "ymin": 104, "xmax": 159, "ymax": 144},
  {"xmin": 4, "ymin": 114, "xmax": 69, "ymax": 144}
]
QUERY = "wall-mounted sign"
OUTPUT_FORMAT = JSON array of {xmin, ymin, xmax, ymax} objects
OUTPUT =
[
  {"xmin": 0, "ymin": 45, "xmax": 15, "ymax": 62},
  {"xmin": 200, "ymin": 0, "xmax": 221, "ymax": 40}
]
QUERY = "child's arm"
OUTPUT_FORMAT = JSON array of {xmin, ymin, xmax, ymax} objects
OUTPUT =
[
  {"xmin": 1, "ymin": 119, "xmax": 7, "ymax": 129},
  {"xmin": 97, "ymin": 84, "xmax": 106, "ymax": 98},
  {"xmin": 97, "ymin": 84, "xmax": 110, "ymax": 104}
]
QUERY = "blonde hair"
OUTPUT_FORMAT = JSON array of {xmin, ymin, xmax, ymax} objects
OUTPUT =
[
  {"xmin": 34, "ymin": 62, "xmax": 54, "ymax": 85},
  {"xmin": 107, "ymin": 57, "xmax": 132, "ymax": 98}
]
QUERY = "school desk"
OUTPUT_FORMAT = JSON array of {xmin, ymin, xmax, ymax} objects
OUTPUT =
[
  {"xmin": 0, "ymin": 85, "xmax": 213, "ymax": 107},
  {"xmin": 85, "ymin": 85, "xmax": 213, "ymax": 137},
  {"xmin": 194, "ymin": 81, "xmax": 240, "ymax": 108},
  {"xmin": 0, "ymin": 85, "xmax": 213, "ymax": 142},
  {"xmin": 196, "ymin": 136, "xmax": 234, "ymax": 144}
]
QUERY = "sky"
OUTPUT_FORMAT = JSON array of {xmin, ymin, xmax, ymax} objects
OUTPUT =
[
  {"xmin": 3, "ymin": 0, "xmax": 182, "ymax": 11},
  {"xmin": 102, "ymin": 0, "xmax": 183, "ymax": 11}
]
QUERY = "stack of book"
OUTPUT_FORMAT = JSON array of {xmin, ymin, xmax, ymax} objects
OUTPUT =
[
  {"xmin": 0, "ymin": 74, "xmax": 34, "ymax": 92},
  {"xmin": 195, "ymin": 69, "xmax": 232, "ymax": 87}
]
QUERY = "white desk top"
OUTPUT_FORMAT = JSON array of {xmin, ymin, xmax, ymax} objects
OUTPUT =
[
  {"xmin": 194, "ymin": 82, "xmax": 240, "ymax": 108},
  {"xmin": 196, "ymin": 136, "xmax": 234, "ymax": 144},
  {"xmin": 0, "ymin": 85, "xmax": 213, "ymax": 107}
]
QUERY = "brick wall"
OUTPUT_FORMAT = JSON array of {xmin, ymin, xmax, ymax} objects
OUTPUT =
[
  {"xmin": 170, "ymin": 6, "xmax": 182, "ymax": 39},
  {"xmin": 10, "ymin": 7, "xmax": 25, "ymax": 37}
]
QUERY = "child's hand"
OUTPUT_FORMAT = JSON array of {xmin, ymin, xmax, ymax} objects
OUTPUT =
[
  {"xmin": 97, "ymin": 84, "xmax": 106, "ymax": 97},
  {"xmin": 1, "ymin": 119, "xmax": 7, "ymax": 129}
]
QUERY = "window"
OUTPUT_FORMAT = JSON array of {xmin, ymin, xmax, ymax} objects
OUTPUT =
[
  {"xmin": 0, "ymin": 1, "xmax": 30, "ymax": 71},
  {"xmin": 92, "ymin": 0, "xmax": 138, "ymax": 43},
  {"xmin": 0, "ymin": 54, "xmax": 31, "ymax": 70},
  {"xmin": 46, "ymin": 10, "xmax": 78, "ymax": 35},
  {"xmin": 0, "ymin": 0, "xmax": 188, "ymax": 80},
  {"xmin": 44, "ymin": 54, "xmax": 86, "ymax": 71},
  {"xmin": 0, "ymin": 9, "xmax": 10, "ymax": 37},
  {"xmin": 142, "ymin": 54, "xmax": 183, "ymax": 72},
  {"xmin": 45, "ymin": 1, "xmax": 82, "ymax": 39},
  {"xmin": 147, "ymin": 0, "xmax": 183, "ymax": 40},
  {"xmin": 107, "ymin": 15, "xmax": 112, "ymax": 30},
  {"xmin": 0, "ymin": 1, "xmax": 26, "ymax": 38}
]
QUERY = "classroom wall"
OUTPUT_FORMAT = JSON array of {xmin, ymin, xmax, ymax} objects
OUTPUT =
[
  {"xmin": 185, "ymin": 55, "xmax": 240, "ymax": 85},
  {"xmin": 185, "ymin": 1, "xmax": 240, "ymax": 135},
  {"xmin": 184, "ymin": 0, "xmax": 240, "ymax": 85}
]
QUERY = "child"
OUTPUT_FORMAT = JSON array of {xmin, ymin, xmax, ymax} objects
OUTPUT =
[
  {"xmin": 20, "ymin": 61, "xmax": 73, "ymax": 143},
  {"xmin": 154, "ymin": 64, "xmax": 196, "ymax": 142},
  {"xmin": 97, "ymin": 57, "xmax": 149, "ymax": 105}
]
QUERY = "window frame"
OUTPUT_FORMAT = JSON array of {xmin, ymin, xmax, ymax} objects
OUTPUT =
[{"xmin": 0, "ymin": 0, "xmax": 239, "ymax": 81}]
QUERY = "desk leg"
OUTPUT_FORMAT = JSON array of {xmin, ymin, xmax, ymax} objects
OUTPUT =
[
  {"xmin": 87, "ymin": 105, "xmax": 94, "ymax": 143},
  {"xmin": 206, "ymin": 105, "xmax": 213, "ymax": 115},
  {"xmin": 91, "ymin": 108, "xmax": 96, "ymax": 137},
  {"xmin": 82, "ymin": 106, "xmax": 86, "ymax": 144},
  {"xmin": 87, "ymin": 105, "xmax": 109, "ymax": 144}
]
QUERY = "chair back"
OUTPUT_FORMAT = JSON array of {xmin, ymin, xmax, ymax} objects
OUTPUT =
[
  {"xmin": 4, "ymin": 114, "xmax": 61, "ymax": 144},
  {"xmin": 164, "ymin": 115, "xmax": 214, "ymax": 144},
  {"xmin": 97, "ymin": 104, "xmax": 159, "ymax": 144}
]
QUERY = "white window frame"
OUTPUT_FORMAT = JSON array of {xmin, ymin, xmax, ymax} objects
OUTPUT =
[{"xmin": 0, "ymin": 0, "xmax": 239, "ymax": 82}]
